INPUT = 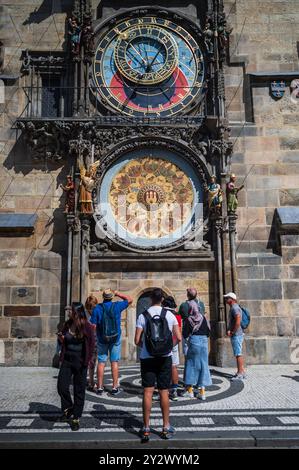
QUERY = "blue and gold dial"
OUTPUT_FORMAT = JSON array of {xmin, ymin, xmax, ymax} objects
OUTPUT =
[
  {"xmin": 93, "ymin": 16, "xmax": 205, "ymax": 117},
  {"xmin": 114, "ymin": 26, "xmax": 178, "ymax": 85}
]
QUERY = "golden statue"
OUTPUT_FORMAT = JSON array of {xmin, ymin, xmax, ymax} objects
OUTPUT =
[{"xmin": 78, "ymin": 160, "xmax": 100, "ymax": 214}]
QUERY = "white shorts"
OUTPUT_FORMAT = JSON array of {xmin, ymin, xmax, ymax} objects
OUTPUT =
[{"xmin": 172, "ymin": 344, "xmax": 180, "ymax": 366}]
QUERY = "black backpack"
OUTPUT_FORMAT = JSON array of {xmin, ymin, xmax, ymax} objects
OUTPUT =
[
  {"xmin": 101, "ymin": 303, "xmax": 118, "ymax": 344},
  {"xmin": 143, "ymin": 308, "xmax": 173, "ymax": 357}
]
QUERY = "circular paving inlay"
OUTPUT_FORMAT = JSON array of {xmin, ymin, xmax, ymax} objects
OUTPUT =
[{"xmin": 86, "ymin": 365, "xmax": 244, "ymax": 409}]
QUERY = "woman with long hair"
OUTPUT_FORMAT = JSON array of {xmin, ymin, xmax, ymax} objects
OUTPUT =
[
  {"xmin": 57, "ymin": 302, "xmax": 95, "ymax": 431},
  {"xmin": 85, "ymin": 294, "xmax": 98, "ymax": 392}
]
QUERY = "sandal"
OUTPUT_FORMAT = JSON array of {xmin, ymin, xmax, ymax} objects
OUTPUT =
[
  {"xmin": 160, "ymin": 425, "xmax": 175, "ymax": 440},
  {"xmin": 139, "ymin": 427, "xmax": 150, "ymax": 443},
  {"xmin": 58, "ymin": 408, "xmax": 73, "ymax": 422},
  {"xmin": 70, "ymin": 418, "xmax": 80, "ymax": 431}
]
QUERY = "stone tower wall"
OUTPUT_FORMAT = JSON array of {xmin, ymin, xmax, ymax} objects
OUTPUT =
[{"xmin": 223, "ymin": 0, "xmax": 299, "ymax": 364}]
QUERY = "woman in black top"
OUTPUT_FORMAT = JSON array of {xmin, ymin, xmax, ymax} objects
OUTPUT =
[{"xmin": 57, "ymin": 302, "xmax": 95, "ymax": 431}]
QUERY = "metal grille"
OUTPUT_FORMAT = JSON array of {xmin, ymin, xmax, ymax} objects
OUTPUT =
[{"xmin": 41, "ymin": 78, "xmax": 60, "ymax": 117}]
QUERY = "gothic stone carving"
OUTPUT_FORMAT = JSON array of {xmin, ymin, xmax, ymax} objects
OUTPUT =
[{"xmin": 17, "ymin": 121, "xmax": 71, "ymax": 161}]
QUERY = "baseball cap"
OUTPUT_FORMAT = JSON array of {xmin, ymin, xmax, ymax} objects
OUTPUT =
[{"xmin": 223, "ymin": 292, "xmax": 237, "ymax": 301}]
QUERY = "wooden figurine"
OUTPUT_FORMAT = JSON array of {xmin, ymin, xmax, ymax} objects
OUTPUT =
[
  {"xmin": 60, "ymin": 175, "xmax": 75, "ymax": 213},
  {"xmin": 207, "ymin": 175, "xmax": 223, "ymax": 214}
]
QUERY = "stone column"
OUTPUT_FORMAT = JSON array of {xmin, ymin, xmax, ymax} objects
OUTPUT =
[
  {"xmin": 71, "ymin": 217, "xmax": 81, "ymax": 302},
  {"xmin": 78, "ymin": 48, "xmax": 85, "ymax": 115},
  {"xmin": 80, "ymin": 215, "xmax": 91, "ymax": 303},
  {"xmin": 228, "ymin": 213, "xmax": 238, "ymax": 294},
  {"xmin": 66, "ymin": 214, "xmax": 75, "ymax": 307},
  {"xmin": 73, "ymin": 61, "xmax": 79, "ymax": 114},
  {"xmin": 214, "ymin": 216, "xmax": 226, "ymax": 338}
]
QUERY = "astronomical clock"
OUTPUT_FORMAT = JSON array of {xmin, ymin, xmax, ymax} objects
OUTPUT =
[
  {"xmin": 92, "ymin": 15, "xmax": 205, "ymax": 118},
  {"xmin": 90, "ymin": 7, "xmax": 214, "ymax": 253}
]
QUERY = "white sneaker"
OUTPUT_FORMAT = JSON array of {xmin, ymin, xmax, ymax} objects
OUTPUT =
[
  {"xmin": 180, "ymin": 389, "xmax": 194, "ymax": 398},
  {"xmin": 198, "ymin": 388, "xmax": 206, "ymax": 401},
  {"xmin": 230, "ymin": 374, "xmax": 244, "ymax": 381}
]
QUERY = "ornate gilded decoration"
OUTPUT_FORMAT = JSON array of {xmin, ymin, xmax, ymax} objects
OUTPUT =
[
  {"xmin": 137, "ymin": 185, "xmax": 166, "ymax": 210},
  {"xmin": 108, "ymin": 157, "xmax": 194, "ymax": 240}
]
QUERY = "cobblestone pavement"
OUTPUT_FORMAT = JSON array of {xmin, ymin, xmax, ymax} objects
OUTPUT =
[{"xmin": 0, "ymin": 365, "xmax": 298, "ymax": 447}]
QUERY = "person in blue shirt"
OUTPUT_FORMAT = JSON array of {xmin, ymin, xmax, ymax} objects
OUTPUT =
[{"xmin": 90, "ymin": 288, "xmax": 132, "ymax": 396}]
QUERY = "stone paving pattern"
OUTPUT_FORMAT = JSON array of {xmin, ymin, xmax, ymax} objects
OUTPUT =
[{"xmin": 0, "ymin": 365, "xmax": 298, "ymax": 447}]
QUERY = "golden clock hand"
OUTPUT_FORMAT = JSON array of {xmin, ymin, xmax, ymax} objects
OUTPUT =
[
  {"xmin": 127, "ymin": 50, "xmax": 144, "ymax": 68},
  {"xmin": 130, "ymin": 44, "xmax": 147, "ymax": 65}
]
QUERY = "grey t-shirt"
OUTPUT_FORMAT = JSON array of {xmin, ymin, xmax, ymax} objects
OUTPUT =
[{"xmin": 228, "ymin": 303, "xmax": 243, "ymax": 336}]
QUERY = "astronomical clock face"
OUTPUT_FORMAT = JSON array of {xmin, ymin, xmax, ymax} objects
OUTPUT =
[
  {"xmin": 98, "ymin": 148, "xmax": 203, "ymax": 251},
  {"xmin": 93, "ymin": 16, "xmax": 205, "ymax": 117}
]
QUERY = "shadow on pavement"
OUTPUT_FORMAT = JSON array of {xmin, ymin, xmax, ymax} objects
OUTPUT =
[
  {"xmin": 210, "ymin": 368, "xmax": 235, "ymax": 379},
  {"xmin": 26, "ymin": 402, "xmax": 61, "ymax": 423},
  {"xmin": 90, "ymin": 404, "xmax": 142, "ymax": 438},
  {"xmin": 281, "ymin": 370, "xmax": 299, "ymax": 383}
]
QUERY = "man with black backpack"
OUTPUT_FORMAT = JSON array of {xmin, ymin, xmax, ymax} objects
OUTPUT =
[
  {"xmin": 91, "ymin": 288, "xmax": 132, "ymax": 396},
  {"xmin": 135, "ymin": 288, "xmax": 182, "ymax": 442},
  {"xmin": 224, "ymin": 292, "xmax": 248, "ymax": 381}
]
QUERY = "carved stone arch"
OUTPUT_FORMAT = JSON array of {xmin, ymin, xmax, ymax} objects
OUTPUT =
[
  {"xmin": 133, "ymin": 285, "xmax": 174, "ymax": 309},
  {"xmin": 93, "ymin": 6, "xmax": 205, "ymax": 41},
  {"xmin": 92, "ymin": 6, "xmax": 209, "ymax": 74},
  {"xmin": 96, "ymin": 136, "xmax": 210, "ymax": 187},
  {"xmin": 94, "ymin": 134, "xmax": 211, "ymax": 215}
]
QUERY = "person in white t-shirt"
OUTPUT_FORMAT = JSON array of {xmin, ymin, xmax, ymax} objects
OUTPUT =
[{"xmin": 135, "ymin": 288, "xmax": 182, "ymax": 442}]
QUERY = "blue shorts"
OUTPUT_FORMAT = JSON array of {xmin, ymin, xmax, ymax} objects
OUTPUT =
[
  {"xmin": 98, "ymin": 340, "xmax": 121, "ymax": 363},
  {"xmin": 231, "ymin": 334, "xmax": 244, "ymax": 357}
]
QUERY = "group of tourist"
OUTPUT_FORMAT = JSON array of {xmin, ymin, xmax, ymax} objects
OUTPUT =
[{"xmin": 56, "ymin": 287, "xmax": 246, "ymax": 439}]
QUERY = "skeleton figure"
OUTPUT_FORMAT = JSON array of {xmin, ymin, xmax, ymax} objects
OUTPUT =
[
  {"xmin": 203, "ymin": 17, "xmax": 214, "ymax": 54},
  {"xmin": 68, "ymin": 16, "xmax": 81, "ymax": 56},
  {"xmin": 226, "ymin": 173, "xmax": 244, "ymax": 213},
  {"xmin": 81, "ymin": 16, "xmax": 95, "ymax": 60}
]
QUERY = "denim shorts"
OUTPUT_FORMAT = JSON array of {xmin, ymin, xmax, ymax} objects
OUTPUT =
[
  {"xmin": 98, "ymin": 340, "xmax": 121, "ymax": 363},
  {"xmin": 231, "ymin": 334, "xmax": 244, "ymax": 357}
]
